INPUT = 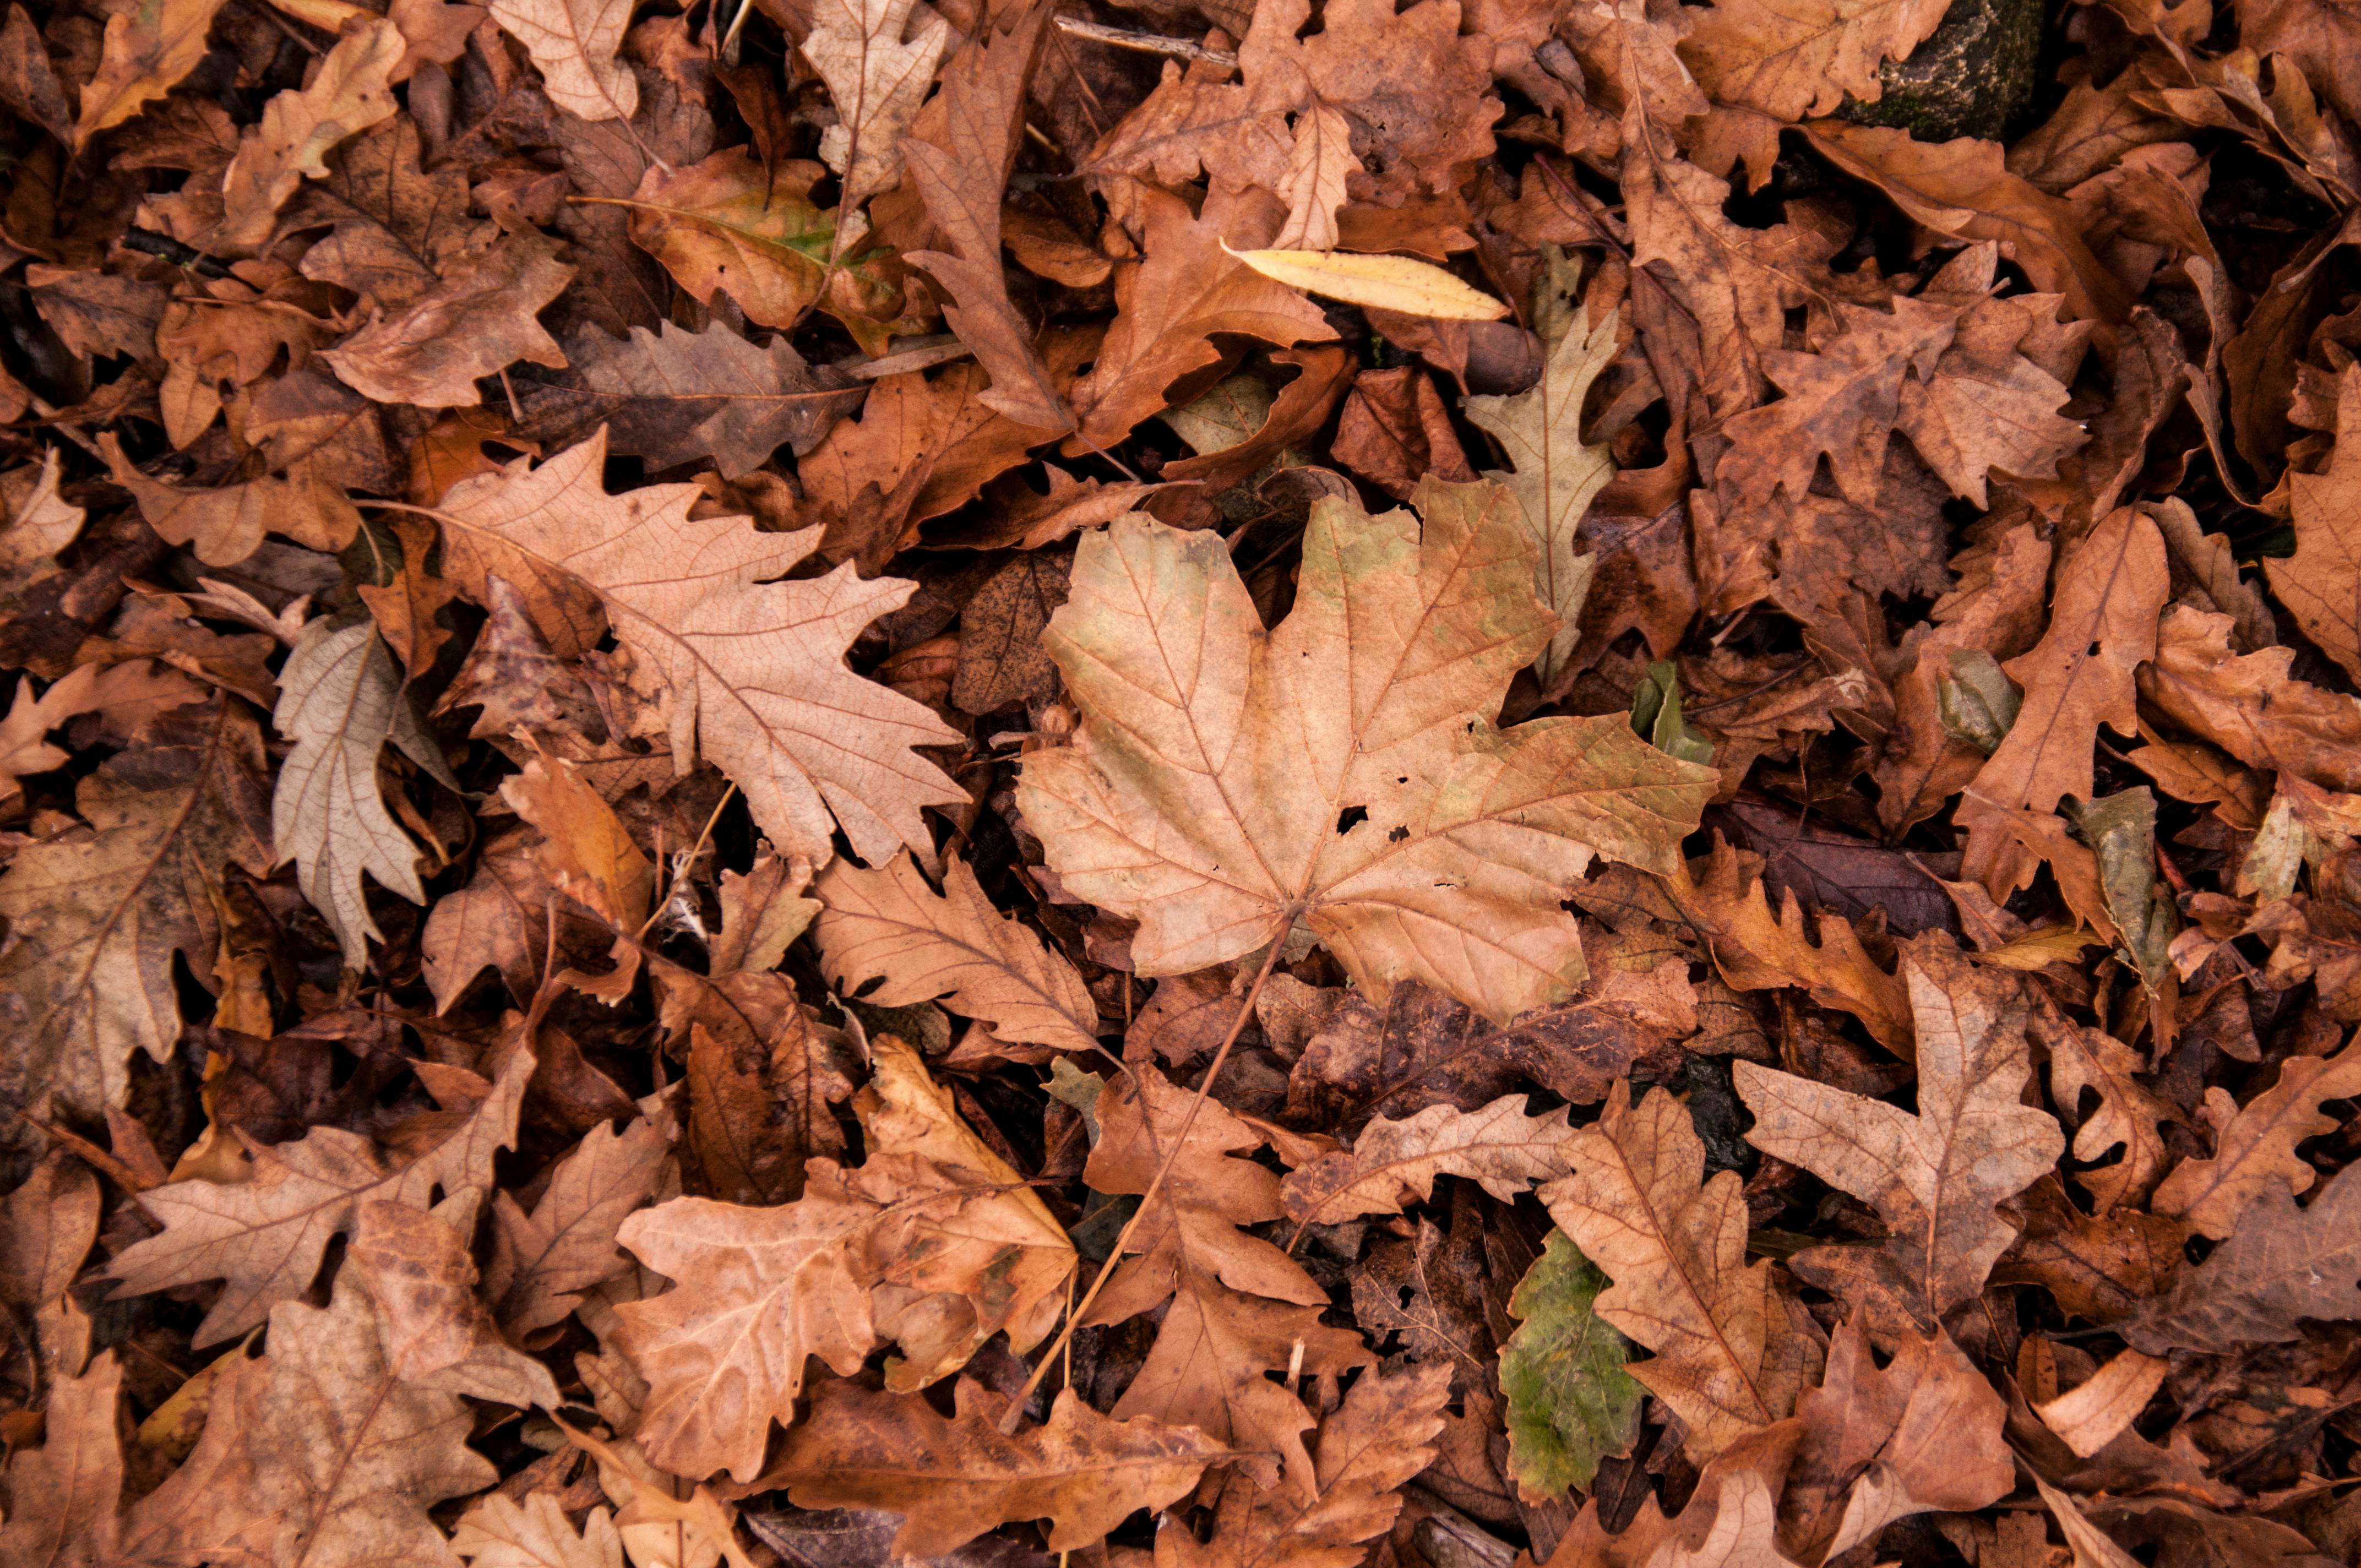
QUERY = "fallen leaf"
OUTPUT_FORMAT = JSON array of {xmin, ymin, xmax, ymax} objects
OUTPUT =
[
  {"xmin": 1227, "ymin": 246, "xmax": 1512, "ymax": 320},
  {"xmin": 72, "ymin": 0, "xmax": 228, "ymax": 148},
  {"xmin": 2033, "ymin": 1347, "xmax": 2170, "ymax": 1459},
  {"xmin": 451, "ymin": 1493, "xmax": 627, "ymax": 1568},
  {"xmin": 801, "ymin": 0, "xmax": 950, "ymax": 213},
  {"xmin": 486, "ymin": 0, "xmax": 636, "ymax": 122},
  {"xmin": 1280, "ymin": 1093, "xmax": 1576, "ymax": 1226},
  {"xmin": 320, "ymin": 235, "xmax": 575, "ymax": 409},
  {"xmin": 1498, "ymin": 1231, "xmax": 1645, "ymax": 1499},
  {"xmin": 2152, "ymin": 1034, "xmax": 2361, "ymax": 1239}
]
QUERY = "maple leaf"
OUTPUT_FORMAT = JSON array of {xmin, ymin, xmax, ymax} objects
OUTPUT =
[
  {"xmin": 1464, "ymin": 302, "xmax": 1620, "ymax": 687},
  {"xmin": 1068, "ymin": 187, "xmax": 1337, "ymax": 448},
  {"xmin": 426, "ymin": 428, "xmax": 966, "ymax": 869},
  {"xmin": 813, "ymin": 851, "xmax": 1100, "ymax": 1055},
  {"xmin": 105, "ymin": 1046, "xmax": 531, "ymax": 1346},
  {"xmin": 1082, "ymin": 1064, "xmax": 1372, "ymax": 1494},
  {"xmin": 0, "ymin": 696, "xmax": 270, "ymax": 1124},
  {"xmin": 1499, "ymin": 1231, "xmax": 1644, "ymax": 1499},
  {"xmin": 803, "ymin": 0, "xmax": 949, "ymax": 213},
  {"xmin": 319, "ymin": 234, "xmax": 575, "ymax": 409},
  {"xmin": 1154, "ymin": 1363, "xmax": 1454, "ymax": 1568},
  {"xmin": 614, "ymin": 1039, "xmax": 1073, "ymax": 1480},
  {"xmin": 1734, "ymin": 943, "xmax": 2064, "ymax": 1326},
  {"xmin": 115, "ymin": 1267, "xmax": 496, "ymax": 1568},
  {"xmin": 2152, "ymin": 1035, "xmax": 2361, "ymax": 1239},
  {"xmin": 1018, "ymin": 478, "xmax": 1716, "ymax": 1025},
  {"xmin": 2126, "ymin": 1163, "xmax": 2361, "ymax": 1354},
  {"xmin": 1539, "ymin": 1082, "xmax": 1824, "ymax": 1461},
  {"xmin": 1280, "ymin": 1093, "xmax": 1576, "ymax": 1227},
  {"xmin": 766, "ymin": 1378, "xmax": 1228, "ymax": 1556},
  {"xmin": 486, "ymin": 0, "xmax": 636, "ymax": 122}
]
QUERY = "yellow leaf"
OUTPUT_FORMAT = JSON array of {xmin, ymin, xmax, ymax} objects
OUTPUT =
[{"xmin": 1222, "ymin": 243, "xmax": 1510, "ymax": 320}]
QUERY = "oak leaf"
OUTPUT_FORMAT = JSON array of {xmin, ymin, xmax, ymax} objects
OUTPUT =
[
  {"xmin": 213, "ymin": 18, "xmax": 401, "ymax": 253},
  {"xmin": 487, "ymin": 0, "xmax": 637, "ymax": 121},
  {"xmin": 320, "ymin": 235, "xmax": 574, "ymax": 409},
  {"xmin": 1539, "ymin": 1082, "xmax": 1824, "ymax": 1462},
  {"xmin": 802, "ymin": 0, "xmax": 950, "ymax": 213},
  {"xmin": 813, "ymin": 851, "xmax": 1099, "ymax": 1055},
  {"xmin": 2043, "ymin": 1015, "xmax": 2175, "ymax": 1214},
  {"xmin": 347, "ymin": 1196, "xmax": 563, "ymax": 1412},
  {"xmin": 2139, "ymin": 605, "xmax": 2361, "ymax": 793},
  {"xmin": 427, "ymin": 429, "xmax": 966, "ymax": 868},
  {"xmin": 1679, "ymin": 0, "xmax": 1949, "ymax": 164},
  {"xmin": 1464, "ymin": 302, "xmax": 1620, "ymax": 686},
  {"xmin": 2152, "ymin": 1034, "xmax": 2361, "ymax": 1239},
  {"xmin": 614, "ymin": 1038, "xmax": 1074, "ymax": 1480},
  {"xmin": 2272, "ymin": 363, "xmax": 2361, "ymax": 683},
  {"xmin": 486, "ymin": 1106, "xmax": 674, "ymax": 1335},
  {"xmin": 0, "ymin": 696, "xmax": 270, "ymax": 1124},
  {"xmin": 115, "ymin": 1268, "xmax": 496, "ymax": 1568},
  {"xmin": 451, "ymin": 1494, "xmax": 627, "ymax": 1568},
  {"xmin": 1280, "ymin": 1093, "xmax": 1576, "ymax": 1227},
  {"xmin": 1018, "ymin": 479, "xmax": 1716, "ymax": 1025},
  {"xmin": 620, "ymin": 150, "xmax": 837, "ymax": 331},
  {"xmin": 71, "ymin": 0, "xmax": 226, "ymax": 147},
  {"xmin": 1499, "ymin": 1231, "xmax": 1644, "ymax": 1499},
  {"xmin": 1082, "ymin": 1064, "xmax": 1372, "ymax": 1494},
  {"xmin": 1154, "ymin": 1363, "xmax": 1454, "ymax": 1568},
  {"xmin": 2125, "ymin": 1162, "xmax": 2361, "ymax": 1353},
  {"xmin": 765, "ymin": 1378, "xmax": 1228, "ymax": 1557},
  {"xmin": 1733, "ymin": 943, "xmax": 2064, "ymax": 1325},
  {"xmin": 270, "ymin": 618, "xmax": 454, "ymax": 970},
  {"xmin": 0, "ymin": 1352, "xmax": 122, "ymax": 1568},
  {"xmin": 105, "ymin": 1046, "xmax": 531, "ymax": 1346}
]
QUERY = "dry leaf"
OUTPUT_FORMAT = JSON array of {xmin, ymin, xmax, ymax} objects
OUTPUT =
[
  {"xmin": 1281, "ymin": 1093, "xmax": 1576, "ymax": 1226},
  {"xmin": 2152, "ymin": 1034, "xmax": 2361, "ymax": 1239}
]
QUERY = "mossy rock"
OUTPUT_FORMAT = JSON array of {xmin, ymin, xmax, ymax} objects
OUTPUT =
[{"xmin": 1841, "ymin": 0, "xmax": 2044, "ymax": 143}]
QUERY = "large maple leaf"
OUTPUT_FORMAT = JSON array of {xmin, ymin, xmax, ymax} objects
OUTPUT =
[
  {"xmin": 427, "ymin": 428, "xmax": 966, "ymax": 869},
  {"xmin": 1016, "ymin": 478, "xmax": 1717, "ymax": 1025}
]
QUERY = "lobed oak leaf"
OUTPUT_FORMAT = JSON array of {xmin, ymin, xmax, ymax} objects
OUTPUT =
[
  {"xmin": 617, "ymin": 150, "xmax": 836, "ymax": 333},
  {"xmin": 319, "ymin": 234, "xmax": 575, "ymax": 409},
  {"xmin": 486, "ymin": 1104, "xmax": 673, "ymax": 1335},
  {"xmin": 347, "ymin": 1196, "xmax": 563, "ymax": 1412},
  {"xmin": 802, "ymin": 0, "xmax": 950, "ymax": 213},
  {"xmin": 99, "ymin": 432, "xmax": 358, "ymax": 567},
  {"xmin": 213, "ymin": 18, "xmax": 402, "ymax": 254},
  {"xmin": 2272, "ymin": 363, "xmax": 2361, "ymax": 683},
  {"xmin": 1463, "ymin": 302, "xmax": 1620, "ymax": 686},
  {"xmin": 2042, "ymin": 1015, "xmax": 2175, "ymax": 1214},
  {"xmin": 2152, "ymin": 1033, "xmax": 2361, "ymax": 1238},
  {"xmin": 1018, "ymin": 478, "xmax": 1716, "ymax": 1025},
  {"xmin": 427, "ymin": 428, "xmax": 966, "ymax": 868},
  {"xmin": 1733, "ymin": 943, "xmax": 2063, "ymax": 1326},
  {"xmin": 115, "ymin": 1267, "xmax": 497, "ymax": 1568},
  {"xmin": 451, "ymin": 1494, "xmax": 627, "ymax": 1568},
  {"xmin": 2139, "ymin": 605, "xmax": 2361, "ymax": 793},
  {"xmin": 656, "ymin": 963, "xmax": 858, "ymax": 1207},
  {"xmin": 1499, "ymin": 1231, "xmax": 1645, "ymax": 1499},
  {"xmin": 1155, "ymin": 1363, "xmax": 1453, "ymax": 1568},
  {"xmin": 70, "ymin": 0, "xmax": 226, "ymax": 148},
  {"xmin": 1082, "ymin": 1064, "xmax": 1372, "ymax": 1494},
  {"xmin": 105, "ymin": 1046, "xmax": 532, "ymax": 1346},
  {"xmin": 1280, "ymin": 1092, "xmax": 1576, "ymax": 1226},
  {"xmin": 766, "ymin": 1379, "xmax": 1228, "ymax": 1557},
  {"xmin": 1959, "ymin": 505, "xmax": 2169, "ymax": 896},
  {"xmin": 0, "ymin": 696, "xmax": 271, "ymax": 1125},
  {"xmin": 270, "ymin": 618, "xmax": 456, "ymax": 970},
  {"xmin": 513, "ymin": 321, "xmax": 867, "ymax": 481},
  {"xmin": 813, "ymin": 851, "xmax": 1099, "ymax": 1055},
  {"xmin": 1539, "ymin": 1082, "xmax": 1824, "ymax": 1462},
  {"xmin": 486, "ymin": 0, "xmax": 637, "ymax": 122},
  {"xmin": 1678, "ymin": 0, "xmax": 1950, "ymax": 162}
]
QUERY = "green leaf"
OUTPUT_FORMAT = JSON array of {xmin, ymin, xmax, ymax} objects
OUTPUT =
[{"xmin": 1499, "ymin": 1230, "xmax": 1644, "ymax": 1499}]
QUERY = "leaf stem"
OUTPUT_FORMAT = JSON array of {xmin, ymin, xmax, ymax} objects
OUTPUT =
[{"xmin": 998, "ymin": 928, "xmax": 1290, "ymax": 1434}]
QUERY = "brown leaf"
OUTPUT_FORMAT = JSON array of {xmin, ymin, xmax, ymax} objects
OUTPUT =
[
  {"xmin": 1540, "ymin": 1082, "xmax": 1824, "ymax": 1462},
  {"xmin": 2032, "ymin": 1347, "xmax": 2169, "ymax": 1460},
  {"xmin": 450, "ymin": 1493, "xmax": 627, "ymax": 1568},
  {"xmin": 100, "ymin": 432, "xmax": 359, "ymax": 566},
  {"xmin": 2139, "ymin": 605, "xmax": 2361, "ymax": 793},
  {"xmin": 1734, "ymin": 943, "xmax": 2064, "ymax": 1325},
  {"xmin": 346, "ymin": 1196, "xmax": 563, "ymax": 1410},
  {"xmin": 213, "ymin": 19, "xmax": 402, "ymax": 253},
  {"xmin": 2152, "ymin": 1033, "xmax": 2361, "ymax": 1239},
  {"xmin": 487, "ymin": 0, "xmax": 635, "ymax": 121},
  {"xmin": 2271, "ymin": 363, "xmax": 2361, "ymax": 684},
  {"xmin": 0, "ymin": 696, "xmax": 271, "ymax": 1125},
  {"xmin": 953, "ymin": 549, "xmax": 1070, "ymax": 716},
  {"xmin": 1083, "ymin": 1064, "xmax": 1372, "ymax": 1493},
  {"xmin": 0, "ymin": 1351, "xmax": 122, "ymax": 1568},
  {"xmin": 813, "ymin": 851, "xmax": 1098, "ymax": 1055},
  {"xmin": 765, "ymin": 1379, "xmax": 1226, "ymax": 1556},
  {"xmin": 486, "ymin": 1105, "xmax": 671, "ymax": 1335},
  {"xmin": 2041, "ymin": 1014, "xmax": 2174, "ymax": 1215},
  {"xmin": 70, "ymin": 0, "xmax": 226, "ymax": 148},
  {"xmin": 1332, "ymin": 366, "xmax": 1477, "ymax": 500},
  {"xmin": 105, "ymin": 1046, "xmax": 531, "ymax": 1346},
  {"xmin": 1018, "ymin": 480, "xmax": 1715, "ymax": 1025},
  {"xmin": 1281, "ymin": 1093, "xmax": 1575, "ymax": 1227},
  {"xmin": 430, "ymin": 429, "xmax": 966, "ymax": 868},
  {"xmin": 320, "ymin": 234, "xmax": 575, "ymax": 409}
]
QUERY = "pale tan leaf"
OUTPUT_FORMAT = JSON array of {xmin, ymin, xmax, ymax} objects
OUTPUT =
[
  {"xmin": 486, "ymin": 0, "xmax": 637, "ymax": 121},
  {"xmin": 802, "ymin": 0, "xmax": 949, "ymax": 211},
  {"xmin": 813, "ymin": 851, "xmax": 1097, "ymax": 1054},
  {"xmin": 1280, "ymin": 1093, "xmax": 1575, "ymax": 1227},
  {"xmin": 1227, "ymin": 245, "xmax": 1511, "ymax": 320},
  {"xmin": 0, "ymin": 1352, "xmax": 122, "ymax": 1568},
  {"xmin": 2033, "ymin": 1347, "xmax": 2169, "ymax": 1459},
  {"xmin": 452, "ymin": 1493, "xmax": 627, "ymax": 1568},
  {"xmin": 348, "ymin": 1196, "xmax": 563, "ymax": 1411},
  {"xmin": 214, "ymin": 18, "xmax": 401, "ymax": 252}
]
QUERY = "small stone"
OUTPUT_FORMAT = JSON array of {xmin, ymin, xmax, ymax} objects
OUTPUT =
[{"xmin": 1841, "ymin": 0, "xmax": 2044, "ymax": 143}]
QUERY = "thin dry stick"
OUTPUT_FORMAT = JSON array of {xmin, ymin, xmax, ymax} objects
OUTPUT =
[
  {"xmin": 999, "ymin": 929, "xmax": 1290, "ymax": 1433},
  {"xmin": 1052, "ymin": 15, "xmax": 1237, "ymax": 69}
]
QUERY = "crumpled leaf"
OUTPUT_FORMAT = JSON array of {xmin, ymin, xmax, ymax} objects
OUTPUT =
[
  {"xmin": 2272, "ymin": 362, "xmax": 2361, "ymax": 683},
  {"xmin": 213, "ymin": 18, "xmax": 401, "ymax": 253},
  {"xmin": 765, "ymin": 1378, "xmax": 1228, "ymax": 1557},
  {"xmin": 71, "ymin": 0, "xmax": 227, "ymax": 148},
  {"xmin": 320, "ymin": 235, "xmax": 574, "ymax": 409},
  {"xmin": 1019, "ymin": 478, "xmax": 1716, "ymax": 1026}
]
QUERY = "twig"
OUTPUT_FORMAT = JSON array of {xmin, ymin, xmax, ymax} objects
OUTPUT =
[
  {"xmin": 999, "ymin": 929, "xmax": 1290, "ymax": 1433},
  {"xmin": 1052, "ymin": 15, "xmax": 1237, "ymax": 69}
]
